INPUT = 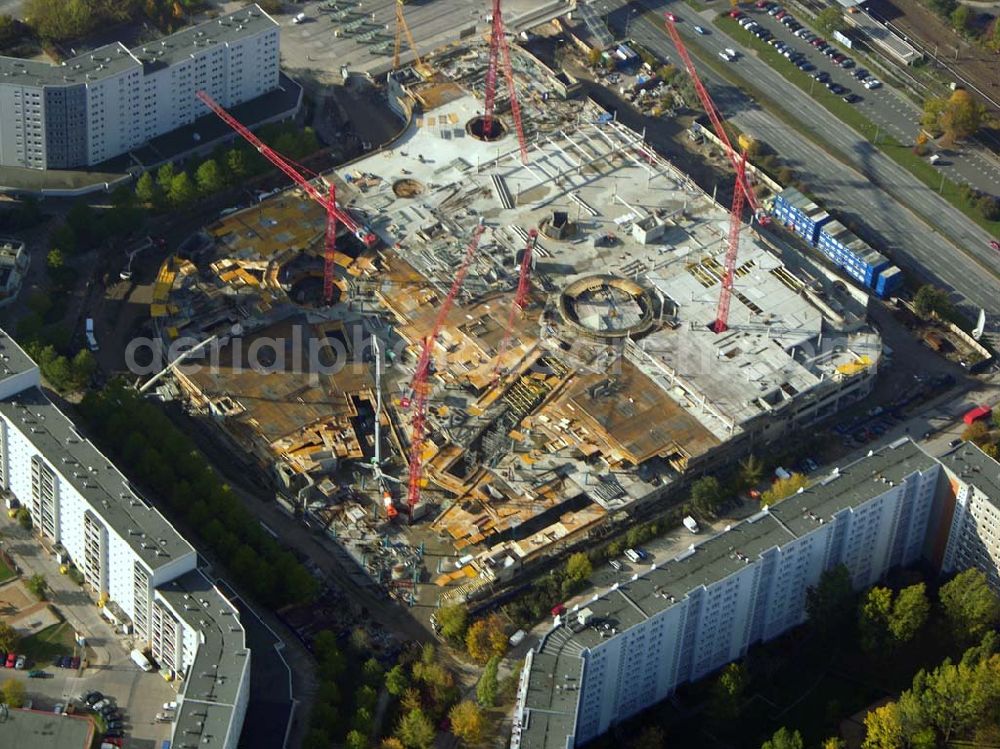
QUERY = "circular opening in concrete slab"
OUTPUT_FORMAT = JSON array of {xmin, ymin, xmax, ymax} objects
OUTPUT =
[
  {"xmin": 559, "ymin": 275, "xmax": 655, "ymax": 339},
  {"xmin": 392, "ymin": 178, "xmax": 425, "ymax": 198},
  {"xmin": 466, "ymin": 115, "xmax": 507, "ymax": 142}
]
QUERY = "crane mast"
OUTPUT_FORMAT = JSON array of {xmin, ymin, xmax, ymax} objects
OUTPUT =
[
  {"xmin": 405, "ymin": 221, "xmax": 487, "ymax": 517},
  {"xmin": 483, "ymin": 0, "xmax": 529, "ymax": 163},
  {"xmin": 393, "ymin": 0, "xmax": 423, "ymax": 71},
  {"xmin": 493, "ymin": 228, "xmax": 538, "ymax": 377},
  {"xmin": 662, "ymin": 20, "xmax": 762, "ymax": 332}
]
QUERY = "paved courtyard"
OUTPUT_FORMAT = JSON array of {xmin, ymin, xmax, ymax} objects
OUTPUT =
[{"xmin": 0, "ymin": 519, "xmax": 175, "ymax": 748}]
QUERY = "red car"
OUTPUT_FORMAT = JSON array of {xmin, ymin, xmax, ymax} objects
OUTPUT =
[
  {"xmin": 775, "ymin": 9, "xmax": 787, "ymax": 18},
  {"xmin": 4, "ymin": 653, "xmax": 15, "ymax": 668},
  {"xmin": 729, "ymin": 9, "xmax": 744, "ymax": 18},
  {"xmin": 990, "ymin": 240, "xmax": 1000, "ymax": 251},
  {"xmin": 665, "ymin": 11, "xmax": 679, "ymax": 22}
]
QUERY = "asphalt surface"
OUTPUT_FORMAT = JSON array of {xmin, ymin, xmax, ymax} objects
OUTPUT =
[
  {"xmin": 732, "ymin": 4, "xmax": 1000, "ymax": 196},
  {"xmin": 591, "ymin": 0, "xmax": 1000, "ymax": 329}
]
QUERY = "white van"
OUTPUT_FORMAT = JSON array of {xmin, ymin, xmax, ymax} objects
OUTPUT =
[
  {"xmin": 292, "ymin": 12, "xmax": 306, "ymax": 24},
  {"xmin": 624, "ymin": 548, "xmax": 642, "ymax": 564}
]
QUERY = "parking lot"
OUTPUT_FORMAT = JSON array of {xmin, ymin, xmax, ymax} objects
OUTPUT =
[
  {"xmin": 0, "ymin": 519, "xmax": 176, "ymax": 747},
  {"xmin": 274, "ymin": 0, "xmax": 555, "ymax": 82},
  {"xmin": 728, "ymin": 5, "xmax": 882, "ymax": 104}
]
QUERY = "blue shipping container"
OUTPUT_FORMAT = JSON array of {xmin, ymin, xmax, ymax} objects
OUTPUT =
[{"xmin": 874, "ymin": 266, "xmax": 903, "ymax": 298}]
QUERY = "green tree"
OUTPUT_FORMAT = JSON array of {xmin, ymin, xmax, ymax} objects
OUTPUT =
[
  {"xmin": 761, "ymin": 474, "xmax": 808, "ymax": 506},
  {"xmin": 346, "ymin": 730, "xmax": 369, "ymax": 749},
  {"xmin": 939, "ymin": 89, "xmax": 986, "ymax": 144},
  {"xmin": 168, "ymin": 172, "xmax": 197, "ymax": 207},
  {"xmin": 762, "ymin": 727, "xmax": 803, "ymax": 749},
  {"xmin": 46, "ymin": 248, "xmax": 64, "ymax": 271},
  {"xmin": 939, "ymin": 569, "xmax": 1000, "ymax": 644},
  {"xmin": 806, "ymin": 564, "xmax": 855, "ymax": 639},
  {"xmin": 587, "ymin": 48, "xmax": 603, "ymax": 66},
  {"xmin": 889, "ymin": 582, "xmax": 929, "ymax": 644},
  {"xmin": 357, "ymin": 685, "xmax": 378, "ymax": 713},
  {"xmin": 690, "ymin": 475, "xmax": 725, "ymax": 518},
  {"xmin": 565, "ymin": 552, "xmax": 592, "ymax": 582},
  {"xmin": 1, "ymin": 678, "xmax": 25, "ymax": 707},
  {"xmin": 822, "ymin": 739, "xmax": 847, "ymax": 749},
  {"xmin": 50, "ymin": 223, "xmax": 76, "ymax": 255},
  {"xmin": 912, "ymin": 285, "xmax": 953, "ymax": 319},
  {"xmin": 156, "ymin": 162, "xmax": 177, "ymax": 194},
  {"xmin": 195, "ymin": 159, "xmax": 225, "ymax": 195},
  {"xmin": 860, "ymin": 586, "xmax": 893, "ymax": 652},
  {"xmin": 70, "ymin": 349, "xmax": 97, "ymax": 390},
  {"xmin": 226, "ymin": 148, "xmax": 249, "ymax": 181},
  {"xmin": 386, "ymin": 664, "xmax": 410, "ymax": 697},
  {"xmin": 15, "ymin": 507, "xmax": 31, "ymax": 531},
  {"xmin": 950, "ymin": 4, "xmax": 969, "ymax": 31},
  {"xmin": 26, "ymin": 573, "xmax": 47, "ymax": 600},
  {"xmin": 0, "ymin": 621, "xmax": 18, "ymax": 653},
  {"xmin": 862, "ymin": 702, "xmax": 905, "ymax": 749},
  {"xmin": 449, "ymin": 700, "xmax": 484, "ymax": 745},
  {"xmin": 136, "ymin": 171, "xmax": 158, "ymax": 205},
  {"xmin": 738, "ymin": 454, "xmax": 764, "ymax": 489},
  {"xmin": 815, "ymin": 7, "xmax": 847, "ymax": 35},
  {"xmin": 397, "ymin": 708, "xmax": 435, "ymax": 749},
  {"xmin": 465, "ymin": 614, "xmax": 507, "ymax": 664},
  {"xmin": 436, "ymin": 604, "xmax": 469, "ymax": 643},
  {"xmin": 712, "ymin": 662, "xmax": 748, "ymax": 719},
  {"xmin": 362, "ymin": 657, "xmax": 384, "ymax": 687},
  {"xmin": 989, "ymin": 17, "xmax": 1000, "ymax": 52},
  {"xmin": 477, "ymin": 655, "xmax": 500, "ymax": 707}
]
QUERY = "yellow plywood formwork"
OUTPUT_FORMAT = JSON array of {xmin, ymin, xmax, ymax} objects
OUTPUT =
[
  {"xmin": 837, "ymin": 355, "xmax": 872, "ymax": 377},
  {"xmin": 150, "ymin": 304, "xmax": 168, "ymax": 318}
]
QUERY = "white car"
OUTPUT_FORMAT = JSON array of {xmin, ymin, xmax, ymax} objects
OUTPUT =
[
  {"xmin": 694, "ymin": 25, "xmax": 706, "ymax": 34},
  {"xmin": 725, "ymin": 47, "xmax": 738, "ymax": 58},
  {"xmin": 864, "ymin": 79, "xmax": 882, "ymax": 89},
  {"xmin": 719, "ymin": 50, "xmax": 735, "ymax": 61}
]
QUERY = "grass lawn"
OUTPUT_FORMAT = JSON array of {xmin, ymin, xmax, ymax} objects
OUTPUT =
[
  {"xmin": 19, "ymin": 621, "xmax": 76, "ymax": 665},
  {"xmin": 0, "ymin": 555, "xmax": 15, "ymax": 583},
  {"xmin": 713, "ymin": 14, "xmax": 1000, "ymax": 241}
]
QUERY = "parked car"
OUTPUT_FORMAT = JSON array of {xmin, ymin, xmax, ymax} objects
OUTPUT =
[
  {"xmin": 5, "ymin": 653, "xmax": 15, "ymax": 668},
  {"xmin": 104, "ymin": 729, "xmax": 123, "ymax": 739},
  {"xmin": 107, "ymin": 720, "xmax": 124, "ymax": 730},
  {"xmin": 93, "ymin": 699, "xmax": 112, "ymax": 712},
  {"xmin": 768, "ymin": 5, "xmax": 782, "ymax": 14},
  {"xmin": 84, "ymin": 691, "xmax": 103, "ymax": 705},
  {"xmin": 54, "ymin": 703, "xmax": 65, "ymax": 715},
  {"xmin": 14, "ymin": 655, "xmax": 26, "ymax": 670},
  {"xmin": 844, "ymin": 94, "xmax": 862, "ymax": 103},
  {"xmin": 840, "ymin": 57, "xmax": 855, "ymax": 68},
  {"xmin": 812, "ymin": 71, "xmax": 830, "ymax": 82},
  {"xmin": 70, "ymin": 656, "xmax": 80, "ymax": 670},
  {"xmin": 28, "ymin": 669, "xmax": 47, "ymax": 678},
  {"xmin": 830, "ymin": 83, "xmax": 848, "ymax": 95},
  {"xmin": 800, "ymin": 62, "xmax": 815, "ymax": 71},
  {"xmin": 610, "ymin": 559, "xmax": 622, "ymax": 571},
  {"xmin": 775, "ymin": 9, "xmax": 788, "ymax": 19},
  {"xmin": 864, "ymin": 79, "xmax": 882, "ymax": 89}
]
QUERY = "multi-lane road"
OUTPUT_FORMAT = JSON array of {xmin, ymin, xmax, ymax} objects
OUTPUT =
[
  {"xmin": 731, "ymin": 4, "xmax": 1000, "ymax": 196},
  {"xmin": 593, "ymin": 0, "xmax": 1000, "ymax": 328}
]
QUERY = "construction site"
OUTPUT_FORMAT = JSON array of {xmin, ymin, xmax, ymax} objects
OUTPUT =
[{"xmin": 147, "ymin": 11, "xmax": 883, "ymax": 607}]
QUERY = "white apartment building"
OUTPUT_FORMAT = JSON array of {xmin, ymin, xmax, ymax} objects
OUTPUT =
[
  {"xmin": 940, "ymin": 443, "xmax": 1000, "ymax": 585},
  {"xmin": 0, "ymin": 329, "xmax": 249, "ymax": 749},
  {"xmin": 513, "ymin": 439, "xmax": 944, "ymax": 749},
  {"xmin": 0, "ymin": 5, "xmax": 278, "ymax": 170}
]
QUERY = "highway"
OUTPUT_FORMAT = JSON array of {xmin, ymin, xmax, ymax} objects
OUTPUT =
[
  {"xmin": 592, "ymin": 0, "xmax": 1000, "ymax": 326},
  {"xmin": 730, "ymin": 4, "xmax": 1000, "ymax": 197}
]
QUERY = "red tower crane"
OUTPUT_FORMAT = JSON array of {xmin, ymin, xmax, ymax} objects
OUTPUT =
[
  {"xmin": 493, "ymin": 229, "xmax": 538, "ymax": 378},
  {"xmin": 484, "ymin": 0, "xmax": 529, "ymax": 163},
  {"xmin": 663, "ymin": 20, "xmax": 769, "ymax": 332},
  {"xmin": 405, "ymin": 220, "xmax": 488, "ymax": 517},
  {"xmin": 195, "ymin": 90, "xmax": 378, "ymax": 304}
]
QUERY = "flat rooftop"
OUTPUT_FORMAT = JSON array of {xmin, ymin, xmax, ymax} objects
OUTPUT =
[
  {"xmin": 157, "ymin": 569, "xmax": 250, "ymax": 749},
  {"xmin": 942, "ymin": 442, "xmax": 1000, "ymax": 504},
  {"xmin": 0, "ymin": 336, "xmax": 196, "ymax": 572},
  {"xmin": 520, "ymin": 438, "xmax": 939, "ymax": 749},
  {"xmin": 0, "ymin": 709, "xmax": 94, "ymax": 748},
  {"xmin": 0, "ymin": 5, "xmax": 276, "ymax": 88}
]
